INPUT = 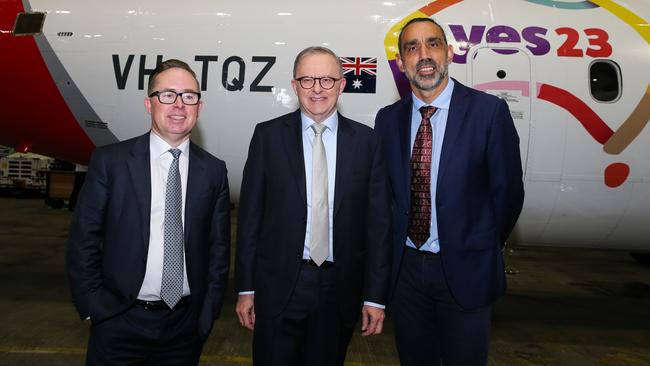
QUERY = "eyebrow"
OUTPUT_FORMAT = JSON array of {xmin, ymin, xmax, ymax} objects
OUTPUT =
[
  {"xmin": 159, "ymin": 88, "xmax": 199, "ymax": 93},
  {"xmin": 296, "ymin": 75, "xmax": 337, "ymax": 78},
  {"xmin": 404, "ymin": 39, "xmax": 419, "ymax": 48},
  {"xmin": 404, "ymin": 36, "xmax": 444, "ymax": 47}
]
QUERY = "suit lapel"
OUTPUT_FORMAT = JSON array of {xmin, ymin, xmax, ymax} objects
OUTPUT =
[
  {"xmin": 397, "ymin": 96, "xmax": 413, "ymax": 203},
  {"xmin": 126, "ymin": 133, "xmax": 152, "ymax": 250},
  {"xmin": 437, "ymin": 80, "xmax": 469, "ymax": 187},
  {"xmin": 282, "ymin": 110, "xmax": 307, "ymax": 205},
  {"xmin": 333, "ymin": 114, "xmax": 356, "ymax": 218},
  {"xmin": 185, "ymin": 142, "xmax": 206, "ymax": 251}
]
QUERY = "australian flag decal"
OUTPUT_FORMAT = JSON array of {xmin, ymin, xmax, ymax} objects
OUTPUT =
[{"xmin": 340, "ymin": 56, "xmax": 377, "ymax": 94}]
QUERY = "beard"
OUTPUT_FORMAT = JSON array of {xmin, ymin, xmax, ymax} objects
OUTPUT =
[{"xmin": 405, "ymin": 58, "xmax": 448, "ymax": 91}]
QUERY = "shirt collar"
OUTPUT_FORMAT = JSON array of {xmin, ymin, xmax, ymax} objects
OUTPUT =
[
  {"xmin": 411, "ymin": 78, "xmax": 455, "ymax": 112},
  {"xmin": 149, "ymin": 131, "xmax": 190, "ymax": 159},
  {"xmin": 301, "ymin": 111, "xmax": 339, "ymax": 135}
]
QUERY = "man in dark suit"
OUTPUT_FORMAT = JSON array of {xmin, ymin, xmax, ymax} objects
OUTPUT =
[
  {"xmin": 67, "ymin": 59, "xmax": 231, "ymax": 365},
  {"xmin": 374, "ymin": 18, "xmax": 525, "ymax": 365},
  {"xmin": 235, "ymin": 46, "xmax": 392, "ymax": 366}
]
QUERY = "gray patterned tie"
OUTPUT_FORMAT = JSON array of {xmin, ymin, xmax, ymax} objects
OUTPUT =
[
  {"xmin": 310, "ymin": 123, "xmax": 329, "ymax": 266},
  {"xmin": 161, "ymin": 148, "xmax": 184, "ymax": 308}
]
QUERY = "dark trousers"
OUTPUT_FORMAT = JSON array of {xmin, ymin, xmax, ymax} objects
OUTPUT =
[
  {"xmin": 392, "ymin": 249, "xmax": 491, "ymax": 366},
  {"xmin": 253, "ymin": 263, "xmax": 354, "ymax": 366},
  {"xmin": 86, "ymin": 302, "xmax": 203, "ymax": 366}
]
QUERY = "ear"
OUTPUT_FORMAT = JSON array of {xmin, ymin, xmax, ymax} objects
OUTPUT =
[
  {"xmin": 144, "ymin": 96, "xmax": 152, "ymax": 114},
  {"xmin": 197, "ymin": 100, "xmax": 204, "ymax": 113},
  {"xmin": 447, "ymin": 44, "xmax": 454, "ymax": 64},
  {"xmin": 291, "ymin": 79, "xmax": 299, "ymax": 95},
  {"xmin": 396, "ymin": 53, "xmax": 405, "ymax": 72},
  {"xmin": 337, "ymin": 77, "xmax": 346, "ymax": 95}
]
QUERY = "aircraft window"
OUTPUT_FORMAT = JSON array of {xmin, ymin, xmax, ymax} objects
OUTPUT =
[
  {"xmin": 589, "ymin": 60, "xmax": 621, "ymax": 103},
  {"xmin": 13, "ymin": 12, "xmax": 46, "ymax": 36}
]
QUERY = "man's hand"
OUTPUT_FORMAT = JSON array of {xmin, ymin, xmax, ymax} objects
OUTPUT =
[
  {"xmin": 236, "ymin": 294, "xmax": 255, "ymax": 330},
  {"xmin": 360, "ymin": 305, "xmax": 385, "ymax": 336}
]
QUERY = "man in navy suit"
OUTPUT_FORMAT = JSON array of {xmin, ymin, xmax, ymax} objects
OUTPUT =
[
  {"xmin": 235, "ymin": 46, "xmax": 392, "ymax": 366},
  {"xmin": 374, "ymin": 18, "xmax": 525, "ymax": 365},
  {"xmin": 67, "ymin": 59, "xmax": 230, "ymax": 365}
]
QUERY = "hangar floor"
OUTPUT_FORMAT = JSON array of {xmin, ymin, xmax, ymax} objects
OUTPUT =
[{"xmin": 0, "ymin": 197, "xmax": 649, "ymax": 366}]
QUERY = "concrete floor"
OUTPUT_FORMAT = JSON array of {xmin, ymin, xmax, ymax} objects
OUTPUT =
[{"xmin": 0, "ymin": 196, "xmax": 649, "ymax": 366}]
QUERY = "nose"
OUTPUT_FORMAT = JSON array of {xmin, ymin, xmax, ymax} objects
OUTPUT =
[
  {"xmin": 417, "ymin": 45, "xmax": 430, "ymax": 60},
  {"xmin": 312, "ymin": 81, "xmax": 323, "ymax": 93},
  {"xmin": 173, "ymin": 95, "xmax": 185, "ymax": 108}
]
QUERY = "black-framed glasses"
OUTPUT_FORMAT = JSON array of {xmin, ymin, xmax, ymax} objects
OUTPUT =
[
  {"xmin": 295, "ymin": 76, "xmax": 340, "ymax": 90},
  {"xmin": 149, "ymin": 90, "xmax": 201, "ymax": 105}
]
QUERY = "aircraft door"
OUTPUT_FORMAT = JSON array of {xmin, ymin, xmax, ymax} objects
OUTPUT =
[{"xmin": 468, "ymin": 46, "xmax": 531, "ymax": 176}]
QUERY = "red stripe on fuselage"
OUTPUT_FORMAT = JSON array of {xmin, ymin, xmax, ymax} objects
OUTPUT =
[
  {"xmin": 537, "ymin": 83, "xmax": 614, "ymax": 144},
  {"xmin": 0, "ymin": 0, "xmax": 95, "ymax": 164}
]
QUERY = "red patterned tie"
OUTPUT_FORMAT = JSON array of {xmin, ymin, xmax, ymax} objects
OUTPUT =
[{"xmin": 408, "ymin": 105, "xmax": 437, "ymax": 248}]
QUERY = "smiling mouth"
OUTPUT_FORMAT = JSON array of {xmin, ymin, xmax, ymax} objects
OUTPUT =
[
  {"xmin": 169, "ymin": 115, "xmax": 186, "ymax": 121},
  {"xmin": 417, "ymin": 66, "xmax": 436, "ymax": 74}
]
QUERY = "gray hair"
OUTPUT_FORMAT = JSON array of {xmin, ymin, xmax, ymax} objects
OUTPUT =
[{"xmin": 293, "ymin": 46, "xmax": 344, "ymax": 78}]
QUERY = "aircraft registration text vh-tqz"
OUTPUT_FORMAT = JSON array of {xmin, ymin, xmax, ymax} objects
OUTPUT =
[
  {"xmin": 112, "ymin": 54, "xmax": 277, "ymax": 92},
  {"xmin": 1, "ymin": 0, "xmax": 649, "ymax": 256}
]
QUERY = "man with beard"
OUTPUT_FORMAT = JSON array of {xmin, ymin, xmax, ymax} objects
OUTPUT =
[{"xmin": 374, "ymin": 18, "xmax": 524, "ymax": 365}]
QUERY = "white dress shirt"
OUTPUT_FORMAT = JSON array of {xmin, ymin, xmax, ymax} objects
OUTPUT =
[{"xmin": 137, "ymin": 132, "xmax": 191, "ymax": 301}]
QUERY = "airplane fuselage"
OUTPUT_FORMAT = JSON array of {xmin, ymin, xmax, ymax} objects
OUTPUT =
[{"xmin": 1, "ymin": 0, "xmax": 649, "ymax": 251}]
